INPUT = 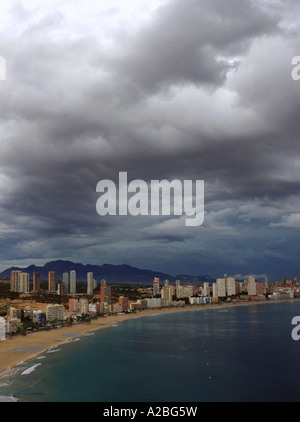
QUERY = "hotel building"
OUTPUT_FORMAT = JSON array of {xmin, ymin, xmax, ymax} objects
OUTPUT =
[
  {"xmin": 69, "ymin": 298, "xmax": 79, "ymax": 313},
  {"xmin": 118, "ymin": 296, "xmax": 129, "ymax": 312},
  {"xmin": 46, "ymin": 304, "xmax": 64, "ymax": 323},
  {"xmin": 79, "ymin": 298, "xmax": 89, "ymax": 315}
]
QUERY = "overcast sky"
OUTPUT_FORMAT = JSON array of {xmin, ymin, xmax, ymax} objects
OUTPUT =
[{"xmin": 0, "ymin": 0, "xmax": 300, "ymax": 281}]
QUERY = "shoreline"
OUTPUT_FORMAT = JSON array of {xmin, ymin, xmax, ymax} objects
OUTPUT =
[{"xmin": 0, "ymin": 299, "xmax": 298, "ymax": 382}]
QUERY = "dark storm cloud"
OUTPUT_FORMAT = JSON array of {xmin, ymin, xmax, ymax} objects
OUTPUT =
[
  {"xmin": 105, "ymin": 0, "xmax": 281, "ymax": 94},
  {"xmin": 0, "ymin": 0, "xmax": 300, "ymax": 279}
]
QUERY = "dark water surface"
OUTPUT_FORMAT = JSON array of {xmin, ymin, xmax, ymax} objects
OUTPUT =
[{"xmin": 1, "ymin": 301, "xmax": 300, "ymax": 402}]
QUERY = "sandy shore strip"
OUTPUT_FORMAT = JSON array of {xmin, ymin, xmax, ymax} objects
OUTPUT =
[{"xmin": 0, "ymin": 299, "xmax": 296, "ymax": 381}]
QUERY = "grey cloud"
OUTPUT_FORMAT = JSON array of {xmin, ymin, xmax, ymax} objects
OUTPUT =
[
  {"xmin": 104, "ymin": 0, "xmax": 281, "ymax": 94},
  {"xmin": 0, "ymin": 0, "xmax": 299, "ymax": 279}
]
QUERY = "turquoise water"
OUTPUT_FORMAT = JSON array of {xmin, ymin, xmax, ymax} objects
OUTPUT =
[{"xmin": 1, "ymin": 301, "xmax": 300, "ymax": 402}]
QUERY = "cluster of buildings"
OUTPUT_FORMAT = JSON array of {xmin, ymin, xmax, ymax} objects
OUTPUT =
[
  {"xmin": 2, "ymin": 270, "xmax": 300, "ymax": 341},
  {"xmin": 9, "ymin": 269, "xmax": 300, "ymax": 302},
  {"xmin": 9, "ymin": 269, "xmax": 96, "ymax": 295}
]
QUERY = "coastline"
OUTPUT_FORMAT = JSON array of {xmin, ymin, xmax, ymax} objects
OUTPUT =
[{"xmin": 0, "ymin": 299, "xmax": 297, "ymax": 382}]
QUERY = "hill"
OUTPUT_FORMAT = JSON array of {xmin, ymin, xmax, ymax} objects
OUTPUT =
[{"xmin": 0, "ymin": 260, "xmax": 215, "ymax": 285}]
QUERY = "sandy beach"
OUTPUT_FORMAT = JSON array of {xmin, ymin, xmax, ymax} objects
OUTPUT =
[{"xmin": 0, "ymin": 300, "xmax": 295, "ymax": 381}]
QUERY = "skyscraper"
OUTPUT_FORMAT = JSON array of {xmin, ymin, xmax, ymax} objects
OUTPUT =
[
  {"xmin": 33, "ymin": 272, "xmax": 40, "ymax": 292},
  {"xmin": 226, "ymin": 277, "xmax": 236, "ymax": 296},
  {"xmin": 87, "ymin": 272, "xmax": 94, "ymax": 295},
  {"xmin": 48, "ymin": 271, "xmax": 56, "ymax": 293},
  {"xmin": 10, "ymin": 270, "xmax": 21, "ymax": 292},
  {"xmin": 19, "ymin": 272, "xmax": 30, "ymax": 293},
  {"xmin": 216, "ymin": 278, "xmax": 226, "ymax": 297},
  {"xmin": 100, "ymin": 279, "xmax": 111, "ymax": 305},
  {"xmin": 161, "ymin": 285, "xmax": 174, "ymax": 302},
  {"xmin": 57, "ymin": 282, "xmax": 64, "ymax": 296},
  {"xmin": 63, "ymin": 272, "xmax": 69, "ymax": 294},
  {"xmin": 70, "ymin": 270, "xmax": 76, "ymax": 295},
  {"xmin": 176, "ymin": 279, "xmax": 181, "ymax": 298},
  {"xmin": 153, "ymin": 277, "xmax": 160, "ymax": 296},
  {"xmin": 203, "ymin": 282, "xmax": 210, "ymax": 297},
  {"xmin": 248, "ymin": 276, "xmax": 256, "ymax": 296}
]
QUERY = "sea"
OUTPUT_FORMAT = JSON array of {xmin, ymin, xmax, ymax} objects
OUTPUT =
[{"xmin": 1, "ymin": 300, "xmax": 300, "ymax": 402}]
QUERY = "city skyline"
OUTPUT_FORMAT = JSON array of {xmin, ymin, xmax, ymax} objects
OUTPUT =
[{"xmin": 1, "ymin": 1, "xmax": 300, "ymax": 281}]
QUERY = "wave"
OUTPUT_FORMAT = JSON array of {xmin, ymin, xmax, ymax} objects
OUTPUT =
[
  {"xmin": 47, "ymin": 348, "xmax": 61, "ymax": 353},
  {"xmin": 21, "ymin": 364, "xmax": 41, "ymax": 375},
  {"xmin": 36, "ymin": 355, "xmax": 46, "ymax": 360},
  {"xmin": 0, "ymin": 382, "xmax": 11, "ymax": 387}
]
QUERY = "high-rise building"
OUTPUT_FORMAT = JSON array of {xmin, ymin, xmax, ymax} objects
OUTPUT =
[
  {"xmin": 100, "ymin": 279, "xmax": 111, "ymax": 305},
  {"xmin": 69, "ymin": 298, "xmax": 79, "ymax": 313},
  {"xmin": 118, "ymin": 296, "xmax": 129, "ymax": 312},
  {"xmin": 216, "ymin": 278, "xmax": 226, "ymax": 297},
  {"xmin": 70, "ymin": 270, "xmax": 76, "ymax": 295},
  {"xmin": 48, "ymin": 271, "xmax": 56, "ymax": 293},
  {"xmin": 63, "ymin": 272, "xmax": 69, "ymax": 294},
  {"xmin": 248, "ymin": 276, "xmax": 256, "ymax": 296},
  {"xmin": 203, "ymin": 282, "xmax": 210, "ymax": 297},
  {"xmin": 10, "ymin": 270, "xmax": 21, "ymax": 292},
  {"xmin": 57, "ymin": 282, "xmax": 64, "ymax": 296},
  {"xmin": 226, "ymin": 277, "xmax": 236, "ymax": 296},
  {"xmin": 19, "ymin": 272, "xmax": 30, "ymax": 293},
  {"xmin": 161, "ymin": 285, "xmax": 174, "ymax": 302},
  {"xmin": 176, "ymin": 285, "xmax": 193, "ymax": 299},
  {"xmin": 176, "ymin": 279, "xmax": 181, "ymax": 298},
  {"xmin": 10, "ymin": 271, "xmax": 30, "ymax": 293},
  {"xmin": 87, "ymin": 272, "xmax": 94, "ymax": 295},
  {"xmin": 33, "ymin": 272, "xmax": 40, "ymax": 292},
  {"xmin": 153, "ymin": 277, "xmax": 160, "ymax": 296},
  {"xmin": 212, "ymin": 283, "xmax": 218, "ymax": 298},
  {"xmin": 79, "ymin": 298, "xmax": 89, "ymax": 315},
  {"xmin": 46, "ymin": 304, "xmax": 64, "ymax": 323}
]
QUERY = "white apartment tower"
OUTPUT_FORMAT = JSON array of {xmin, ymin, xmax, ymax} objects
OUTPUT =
[
  {"xmin": 87, "ymin": 272, "xmax": 94, "ymax": 295},
  {"xmin": 226, "ymin": 277, "xmax": 236, "ymax": 296},
  {"xmin": 10, "ymin": 271, "xmax": 30, "ymax": 293},
  {"xmin": 203, "ymin": 282, "xmax": 210, "ymax": 297},
  {"xmin": 70, "ymin": 270, "xmax": 76, "ymax": 295}
]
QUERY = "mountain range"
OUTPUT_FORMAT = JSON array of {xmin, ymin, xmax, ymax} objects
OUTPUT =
[{"xmin": 0, "ymin": 260, "xmax": 215, "ymax": 285}]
